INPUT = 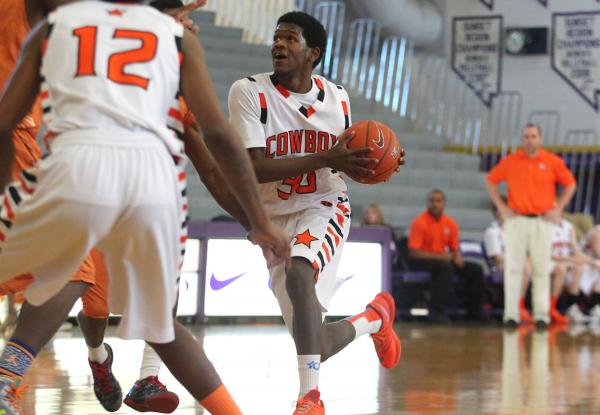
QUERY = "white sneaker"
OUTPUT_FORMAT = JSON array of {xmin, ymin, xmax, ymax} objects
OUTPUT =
[
  {"xmin": 566, "ymin": 304, "xmax": 590, "ymax": 324},
  {"xmin": 589, "ymin": 305, "xmax": 600, "ymax": 324}
]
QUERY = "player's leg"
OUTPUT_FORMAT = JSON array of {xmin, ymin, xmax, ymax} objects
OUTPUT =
[
  {"xmin": 504, "ymin": 217, "xmax": 530, "ymax": 324},
  {"xmin": 588, "ymin": 274, "xmax": 600, "ymax": 323},
  {"xmin": 564, "ymin": 264, "xmax": 587, "ymax": 323},
  {"xmin": 312, "ymin": 245, "xmax": 399, "ymax": 367},
  {"xmin": 0, "ymin": 279, "xmax": 29, "ymax": 336},
  {"xmin": 528, "ymin": 219, "xmax": 553, "ymax": 326},
  {"xmin": 0, "ymin": 150, "xmax": 118, "ymax": 413},
  {"xmin": 124, "ymin": 301, "xmax": 180, "ymax": 413},
  {"xmin": 0, "ymin": 280, "xmax": 90, "ymax": 413},
  {"xmin": 77, "ymin": 249, "xmax": 122, "ymax": 412},
  {"xmin": 101, "ymin": 213, "xmax": 241, "ymax": 415},
  {"xmin": 148, "ymin": 322, "xmax": 241, "ymax": 415},
  {"xmin": 519, "ymin": 259, "xmax": 533, "ymax": 323},
  {"xmin": 549, "ymin": 264, "xmax": 568, "ymax": 324},
  {"xmin": 98, "ymin": 148, "xmax": 241, "ymax": 415},
  {"xmin": 269, "ymin": 209, "xmax": 338, "ymax": 406},
  {"xmin": 272, "ymin": 199, "xmax": 399, "ymax": 414}
]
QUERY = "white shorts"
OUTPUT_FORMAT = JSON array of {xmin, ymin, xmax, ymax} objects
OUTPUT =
[
  {"xmin": 0, "ymin": 133, "xmax": 186, "ymax": 343},
  {"xmin": 269, "ymin": 195, "xmax": 351, "ymax": 332}
]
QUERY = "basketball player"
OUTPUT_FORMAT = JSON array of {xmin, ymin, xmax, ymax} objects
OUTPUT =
[
  {"xmin": 0, "ymin": 0, "xmax": 118, "ymax": 412},
  {"xmin": 229, "ymin": 11, "xmax": 403, "ymax": 414},
  {"xmin": 0, "ymin": 2, "xmax": 290, "ymax": 415},
  {"xmin": 0, "ymin": 1, "xmax": 218, "ymax": 413},
  {"xmin": 549, "ymin": 218, "xmax": 599, "ymax": 324}
]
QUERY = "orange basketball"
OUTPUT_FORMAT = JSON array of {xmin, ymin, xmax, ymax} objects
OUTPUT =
[{"xmin": 345, "ymin": 120, "xmax": 402, "ymax": 184}]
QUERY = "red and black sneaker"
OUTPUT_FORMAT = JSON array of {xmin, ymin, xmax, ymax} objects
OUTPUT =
[
  {"xmin": 88, "ymin": 343, "xmax": 122, "ymax": 412},
  {"xmin": 124, "ymin": 376, "xmax": 179, "ymax": 413}
]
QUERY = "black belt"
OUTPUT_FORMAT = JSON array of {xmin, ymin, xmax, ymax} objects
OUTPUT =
[{"xmin": 522, "ymin": 213, "xmax": 543, "ymax": 218}]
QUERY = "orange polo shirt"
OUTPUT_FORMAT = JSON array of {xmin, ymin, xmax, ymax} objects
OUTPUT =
[
  {"xmin": 487, "ymin": 149, "xmax": 576, "ymax": 215},
  {"xmin": 408, "ymin": 211, "xmax": 459, "ymax": 254}
]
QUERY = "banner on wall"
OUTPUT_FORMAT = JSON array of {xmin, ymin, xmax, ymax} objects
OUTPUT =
[
  {"xmin": 552, "ymin": 11, "xmax": 600, "ymax": 111},
  {"xmin": 452, "ymin": 16, "xmax": 503, "ymax": 107},
  {"xmin": 479, "ymin": 0, "xmax": 493, "ymax": 10}
]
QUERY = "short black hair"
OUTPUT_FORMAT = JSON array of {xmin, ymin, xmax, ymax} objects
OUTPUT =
[
  {"xmin": 277, "ymin": 11, "xmax": 327, "ymax": 68},
  {"xmin": 150, "ymin": 0, "xmax": 183, "ymax": 11},
  {"xmin": 523, "ymin": 123, "xmax": 542, "ymax": 137},
  {"xmin": 428, "ymin": 189, "xmax": 446, "ymax": 200}
]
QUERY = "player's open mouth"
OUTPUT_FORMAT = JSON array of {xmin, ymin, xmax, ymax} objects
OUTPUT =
[{"xmin": 273, "ymin": 52, "xmax": 288, "ymax": 61}]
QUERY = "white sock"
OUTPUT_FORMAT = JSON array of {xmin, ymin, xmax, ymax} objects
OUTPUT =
[
  {"xmin": 348, "ymin": 309, "xmax": 382, "ymax": 339},
  {"xmin": 139, "ymin": 343, "xmax": 162, "ymax": 380},
  {"xmin": 88, "ymin": 344, "xmax": 108, "ymax": 364},
  {"xmin": 297, "ymin": 354, "xmax": 321, "ymax": 397}
]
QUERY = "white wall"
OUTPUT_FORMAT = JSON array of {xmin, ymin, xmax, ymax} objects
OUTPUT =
[{"xmin": 445, "ymin": 0, "xmax": 599, "ymax": 146}]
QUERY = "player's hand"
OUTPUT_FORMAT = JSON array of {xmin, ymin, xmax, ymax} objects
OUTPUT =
[
  {"xmin": 499, "ymin": 205, "xmax": 516, "ymax": 221},
  {"xmin": 395, "ymin": 147, "xmax": 406, "ymax": 172},
  {"xmin": 170, "ymin": 0, "xmax": 208, "ymax": 35},
  {"xmin": 326, "ymin": 130, "xmax": 378, "ymax": 181},
  {"xmin": 248, "ymin": 222, "xmax": 291, "ymax": 268},
  {"xmin": 543, "ymin": 207, "xmax": 562, "ymax": 223},
  {"xmin": 452, "ymin": 252, "xmax": 465, "ymax": 268}
]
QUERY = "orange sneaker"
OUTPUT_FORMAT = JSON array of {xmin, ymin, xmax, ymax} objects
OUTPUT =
[
  {"xmin": 293, "ymin": 389, "xmax": 324, "ymax": 415},
  {"xmin": 367, "ymin": 292, "xmax": 401, "ymax": 369},
  {"xmin": 550, "ymin": 308, "xmax": 569, "ymax": 325},
  {"xmin": 519, "ymin": 306, "xmax": 533, "ymax": 324}
]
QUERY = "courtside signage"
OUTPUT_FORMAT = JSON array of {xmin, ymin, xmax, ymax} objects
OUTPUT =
[{"xmin": 203, "ymin": 239, "xmax": 383, "ymax": 316}]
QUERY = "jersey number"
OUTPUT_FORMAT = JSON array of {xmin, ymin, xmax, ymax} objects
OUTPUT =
[
  {"xmin": 277, "ymin": 172, "xmax": 317, "ymax": 200},
  {"xmin": 73, "ymin": 26, "xmax": 158, "ymax": 89}
]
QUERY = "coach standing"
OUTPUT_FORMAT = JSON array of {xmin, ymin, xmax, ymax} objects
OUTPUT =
[{"xmin": 486, "ymin": 124, "xmax": 576, "ymax": 327}]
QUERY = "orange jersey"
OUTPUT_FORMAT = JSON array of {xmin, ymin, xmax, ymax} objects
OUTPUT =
[
  {"xmin": 487, "ymin": 149, "xmax": 576, "ymax": 215},
  {"xmin": 408, "ymin": 210, "xmax": 460, "ymax": 254},
  {"xmin": 1, "ymin": 0, "xmax": 43, "ymax": 180}
]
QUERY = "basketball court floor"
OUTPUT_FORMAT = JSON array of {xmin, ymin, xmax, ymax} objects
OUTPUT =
[{"xmin": 12, "ymin": 322, "xmax": 600, "ymax": 414}]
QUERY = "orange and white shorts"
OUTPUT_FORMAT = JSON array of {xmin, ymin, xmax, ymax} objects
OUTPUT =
[
  {"xmin": 269, "ymin": 194, "xmax": 351, "ymax": 332},
  {"xmin": 0, "ymin": 133, "xmax": 185, "ymax": 343}
]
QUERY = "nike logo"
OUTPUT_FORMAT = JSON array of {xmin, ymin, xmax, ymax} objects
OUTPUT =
[
  {"xmin": 210, "ymin": 272, "xmax": 247, "ymax": 290},
  {"xmin": 373, "ymin": 126, "xmax": 385, "ymax": 148},
  {"xmin": 343, "ymin": 274, "xmax": 356, "ymax": 282}
]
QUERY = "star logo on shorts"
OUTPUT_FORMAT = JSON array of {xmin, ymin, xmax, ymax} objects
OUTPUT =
[
  {"xmin": 294, "ymin": 229, "xmax": 318, "ymax": 248},
  {"xmin": 107, "ymin": 8, "xmax": 125, "ymax": 16}
]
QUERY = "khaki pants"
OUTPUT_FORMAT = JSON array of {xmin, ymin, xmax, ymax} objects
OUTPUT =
[{"xmin": 504, "ymin": 216, "xmax": 553, "ymax": 323}]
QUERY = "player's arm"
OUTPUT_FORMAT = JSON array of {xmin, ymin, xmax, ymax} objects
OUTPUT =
[
  {"xmin": 182, "ymin": 123, "xmax": 251, "ymax": 231},
  {"xmin": 180, "ymin": 29, "xmax": 290, "ymax": 265},
  {"xmin": 408, "ymin": 249, "xmax": 453, "ymax": 262},
  {"xmin": 0, "ymin": 21, "xmax": 46, "ymax": 189},
  {"xmin": 246, "ymin": 133, "xmax": 376, "ymax": 183},
  {"xmin": 25, "ymin": 0, "xmax": 74, "ymax": 26},
  {"xmin": 228, "ymin": 81, "xmax": 376, "ymax": 183},
  {"xmin": 567, "ymin": 226, "xmax": 597, "ymax": 266}
]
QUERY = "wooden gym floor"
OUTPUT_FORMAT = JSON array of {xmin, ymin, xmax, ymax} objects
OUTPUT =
[{"xmin": 12, "ymin": 322, "xmax": 600, "ymax": 414}]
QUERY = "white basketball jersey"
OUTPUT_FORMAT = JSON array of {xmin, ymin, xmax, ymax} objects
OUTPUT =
[
  {"xmin": 552, "ymin": 220, "xmax": 573, "ymax": 257},
  {"xmin": 229, "ymin": 73, "xmax": 350, "ymax": 216},
  {"xmin": 41, "ymin": 1, "xmax": 184, "ymax": 155},
  {"xmin": 484, "ymin": 220, "xmax": 504, "ymax": 257}
]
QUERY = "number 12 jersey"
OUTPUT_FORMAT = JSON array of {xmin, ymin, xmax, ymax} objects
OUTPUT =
[{"xmin": 41, "ymin": 1, "xmax": 184, "ymax": 156}]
